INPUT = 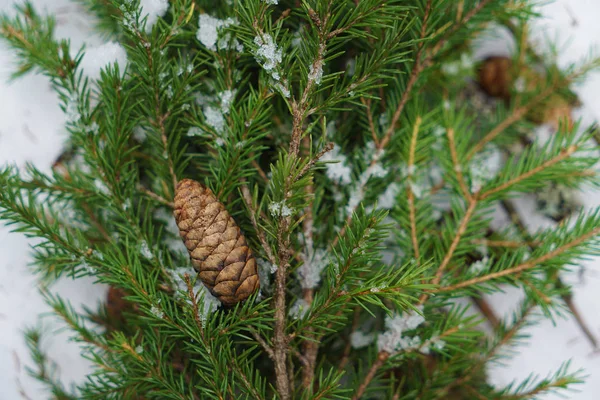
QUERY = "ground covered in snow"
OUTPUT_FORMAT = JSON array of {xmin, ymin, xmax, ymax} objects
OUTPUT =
[{"xmin": 0, "ymin": 1, "xmax": 599, "ymax": 399}]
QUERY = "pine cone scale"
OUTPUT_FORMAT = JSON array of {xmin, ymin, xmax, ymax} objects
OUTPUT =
[{"xmin": 174, "ymin": 179, "xmax": 260, "ymax": 305}]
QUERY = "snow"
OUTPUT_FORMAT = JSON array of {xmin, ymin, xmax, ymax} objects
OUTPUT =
[
  {"xmin": 321, "ymin": 143, "xmax": 352, "ymax": 185},
  {"xmin": 350, "ymin": 331, "xmax": 376, "ymax": 349},
  {"xmin": 263, "ymin": 0, "xmax": 278, "ymax": 5},
  {"xmin": 139, "ymin": 0, "xmax": 169, "ymax": 33},
  {"xmin": 253, "ymin": 34, "xmax": 283, "ymax": 80},
  {"xmin": 268, "ymin": 201, "xmax": 293, "ymax": 217},
  {"xmin": 203, "ymin": 104, "xmax": 226, "ymax": 134},
  {"xmin": 1, "ymin": 1, "xmax": 600, "ymax": 399},
  {"xmin": 289, "ymin": 299, "xmax": 310, "ymax": 319},
  {"xmin": 196, "ymin": 14, "xmax": 235, "ymax": 51},
  {"xmin": 298, "ymin": 248, "xmax": 329, "ymax": 289},
  {"xmin": 167, "ymin": 267, "xmax": 220, "ymax": 322},
  {"xmin": 377, "ymin": 307, "xmax": 425, "ymax": 354},
  {"xmin": 79, "ymin": 42, "xmax": 128, "ymax": 81},
  {"xmin": 308, "ymin": 60, "xmax": 324, "ymax": 85}
]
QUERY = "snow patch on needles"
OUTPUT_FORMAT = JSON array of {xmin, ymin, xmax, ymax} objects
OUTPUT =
[
  {"xmin": 139, "ymin": 0, "xmax": 169, "ymax": 33},
  {"xmin": 263, "ymin": 0, "xmax": 279, "ymax": 4},
  {"xmin": 469, "ymin": 145, "xmax": 502, "ymax": 193},
  {"xmin": 140, "ymin": 240, "xmax": 153, "ymax": 259},
  {"xmin": 268, "ymin": 201, "xmax": 292, "ymax": 217},
  {"xmin": 168, "ymin": 267, "xmax": 220, "ymax": 322},
  {"xmin": 196, "ymin": 14, "xmax": 236, "ymax": 51},
  {"xmin": 377, "ymin": 183, "xmax": 401, "ymax": 209},
  {"xmin": 203, "ymin": 105, "xmax": 225, "ymax": 134},
  {"xmin": 377, "ymin": 306, "xmax": 425, "ymax": 354},
  {"xmin": 308, "ymin": 60, "xmax": 324, "ymax": 85},
  {"xmin": 350, "ymin": 331, "xmax": 376, "ymax": 349},
  {"xmin": 253, "ymin": 34, "xmax": 283, "ymax": 80},
  {"xmin": 289, "ymin": 299, "xmax": 310, "ymax": 319},
  {"xmin": 80, "ymin": 42, "xmax": 128, "ymax": 80},
  {"xmin": 321, "ymin": 144, "xmax": 352, "ymax": 185},
  {"xmin": 218, "ymin": 89, "xmax": 236, "ymax": 114},
  {"xmin": 298, "ymin": 248, "xmax": 330, "ymax": 289}
]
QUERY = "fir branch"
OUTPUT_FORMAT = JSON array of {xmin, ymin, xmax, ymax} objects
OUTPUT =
[
  {"xmin": 437, "ymin": 217, "xmax": 600, "ymax": 293},
  {"xmin": 407, "ymin": 116, "xmax": 423, "ymax": 260}
]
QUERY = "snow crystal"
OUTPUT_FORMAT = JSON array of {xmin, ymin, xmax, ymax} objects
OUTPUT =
[
  {"xmin": 263, "ymin": 0, "xmax": 278, "ymax": 4},
  {"xmin": 187, "ymin": 126, "xmax": 204, "ymax": 137},
  {"xmin": 257, "ymin": 259, "xmax": 277, "ymax": 294},
  {"xmin": 376, "ymin": 183, "xmax": 400, "ymax": 209},
  {"xmin": 80, "ymin": 42, "xmax": 128, "ymax": 81},
  {"xmin": 345, "ymin": 58, "xmax": 356, "ymax": 76},
  {"xmin": 268, "ymin": 201, "xmax": 292, "ymax": 218},
  {"xmin": 203, "ymin": 105, "xmax": 225, "ymax": 134},
  {"xmin": 468, "ymin": 256, "xmax": 489, "ymax": 274},
  {"xmin": 321, "ymin": 144, "xmax": 352, "ymax": 185},
  {"xmin": 168, "ymin": 267, "xmax": 220, "ymax": 321},
  {"xmin": 135, "ymin": 345, "xmax": 143, "ymax": 354},
  {"xmin": 140, "ymin": 240, "xmax": 153, "ymax": 259},
  {"xmin": 65, "ymin": 93, "xmax": 80, "ymax": 124},
  {"xmin": 469, "ymin": 145, "xmax": 502, "ymax": 193},
  {"xmin": 94, "ymin": 179, "xmax": 110, "ymax": 195},
  {"xmin": 298, "ymin": 248, "xmax": 329, "ymax": 289},
  {"xmin": 139, "ymin": 0, "xmax": 169, "ymax": 33},
  {"xmin": 377, "ymin": 307, "xmax": 426, "ymax": 354},
  {"xmin": 150, "ymin": 305, "xmax": 164, "ymax": 319},
  {"xmin": 253, "ymin": 34, "xmax": 283, "ymax": 79},
  {"xmin": 308, "ymin": 61, "xmax": 324, "ymax": 85},
  {"xmin": 289, "ymin": 299, "xmax": 310, "ymax": 319},
  {"xmin": 431, "ymin": 337, "xmax": 446, "ymax": 351},
  {"xmin": 350, "ymin": 331, "xmax": 376, "ymax": 349},
  {"xmin": 218, "ymin": 90, "xmax": 236, "ymax": 114},
  {"xmin": 196, "ymin": 14, "xmax": 236, "ymax": 51},
  {"xmin": 514, "ymin": 76, "xmax": 526, "ymax": 93},
  {"xmin": 275, "ymin": 82, "xmax": 290, "ymax": 98}
]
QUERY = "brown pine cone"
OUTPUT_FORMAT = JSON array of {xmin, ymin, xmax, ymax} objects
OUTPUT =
[
  {"xmin": 477, "ymin": 56, "xmax": 512, "ymax": 100},
  {"xmin": 173, "ymin": 179, "xmax": 259, "ymax": 306}
]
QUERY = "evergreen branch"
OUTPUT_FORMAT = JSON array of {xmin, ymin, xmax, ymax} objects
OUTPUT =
[
  {"xmin": 379, "ymin": 0, "xmax": 432, "ymax": 151},
  {"xmin": 478, "ymin": 145, "xmax": 578, "ymax": 201},
  {"xmin": 23, "ymin": 328, "xmax": 77, "ymax": 400},
  {"xmin": 424, "ymin": 199, "xmax": 478, "ymax": 298},
  {"xmin": 351, "ymin": 352, "xmax": 390, "ymax": 400},
  {"xmin": 437, "ymin": 224, "xmax": 600, "ymax": 293},
  {"xmin": 408, "ymin": 117, "xmax": 423, "ymax": 260},
  {"xmin": 448, "ymin": 128, "xmax": 473, "ymax": 201}
]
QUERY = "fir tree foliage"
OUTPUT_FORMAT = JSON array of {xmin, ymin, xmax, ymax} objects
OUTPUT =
[{"xmin": 1, "ymin": 0, "xmax": 600, "ymax": 399}]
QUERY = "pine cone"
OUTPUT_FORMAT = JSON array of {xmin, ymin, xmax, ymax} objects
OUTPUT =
[
  {"xmin": 477, "ymin": 56, "xmax": 512, "ymax": 100},
  {"xmin": 173, "ymin": 179, "xmax": 259, "ymax": 305}
]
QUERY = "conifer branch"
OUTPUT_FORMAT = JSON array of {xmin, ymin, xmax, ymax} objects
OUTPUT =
[
  {"xmin": 447, "ymin": 127, "xmax": 473, "ymax": 201},
  {"xmin": 478, "ymin": 145, "xmax": 578, "ymax": 200},
  {"xmin": 352, "ymin": 351, "xmax": 390, "ymax": 400},
  {"xmin": 438, "ymin": 226, "xmax": 600, "ymax": 292},
  {"xmin": 408, "ymin": 117, "xmax": 423, "ymax": 260}
]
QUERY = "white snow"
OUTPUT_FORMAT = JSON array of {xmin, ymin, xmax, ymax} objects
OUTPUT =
[
  {"xmin": 321, "ymin": 143, "xmax": 352, "ymax": 185},
  {"xmin": 140, "ymin": 240, "xmax": 153, "ymax": 259},
  {"xmin": 79, "ymin": 42, "xmax": 128, "ymax": 81},
  {"xmin": 308, "ymin": 60, "xmax": 324, "ymax": 85},
  {"xmin": 196, "ymin": 14, "xmax": 236, "ymax": 51},
  {"xmin": 203, "ymin": 104, "xmax": 226, "ymax": 134},
  {"xmin": 268, "ymin": 201, "xmax": 293, "ymax": 217},
  {"xmin": 377, "ymin": 307, "xmax": 425, "ymax": 354},
  {"xmin": 289, "ymin": 298, "xmax": 310, "ymax": 319},
  {"xmin": 263, "ymin": 0, "xmax": 278, "ymax": 5},
  {"xmin": 139, "ymin": 0, "xmax": 169, "ymax": 33},
  {"xmin": 218, "ymin": 89, "xmax": 236, "ymax": 114},
  {"xmin": 298, "ymin": 248, "xmax": 329, "ymax": 289},
  {"xmin": 1, "ymin": 1, "xmax": 600, "ymax": 400},
  {"xmin": 350, "ymin": 331, "xmax": 376, "ymax": 349},
  {"xmin": 167, "ymin": 267, "xmax": 220, "ymax": 322},
  {"xmin": 253, "ymin": 34, "xmax": 283, "ymax": 80}
]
